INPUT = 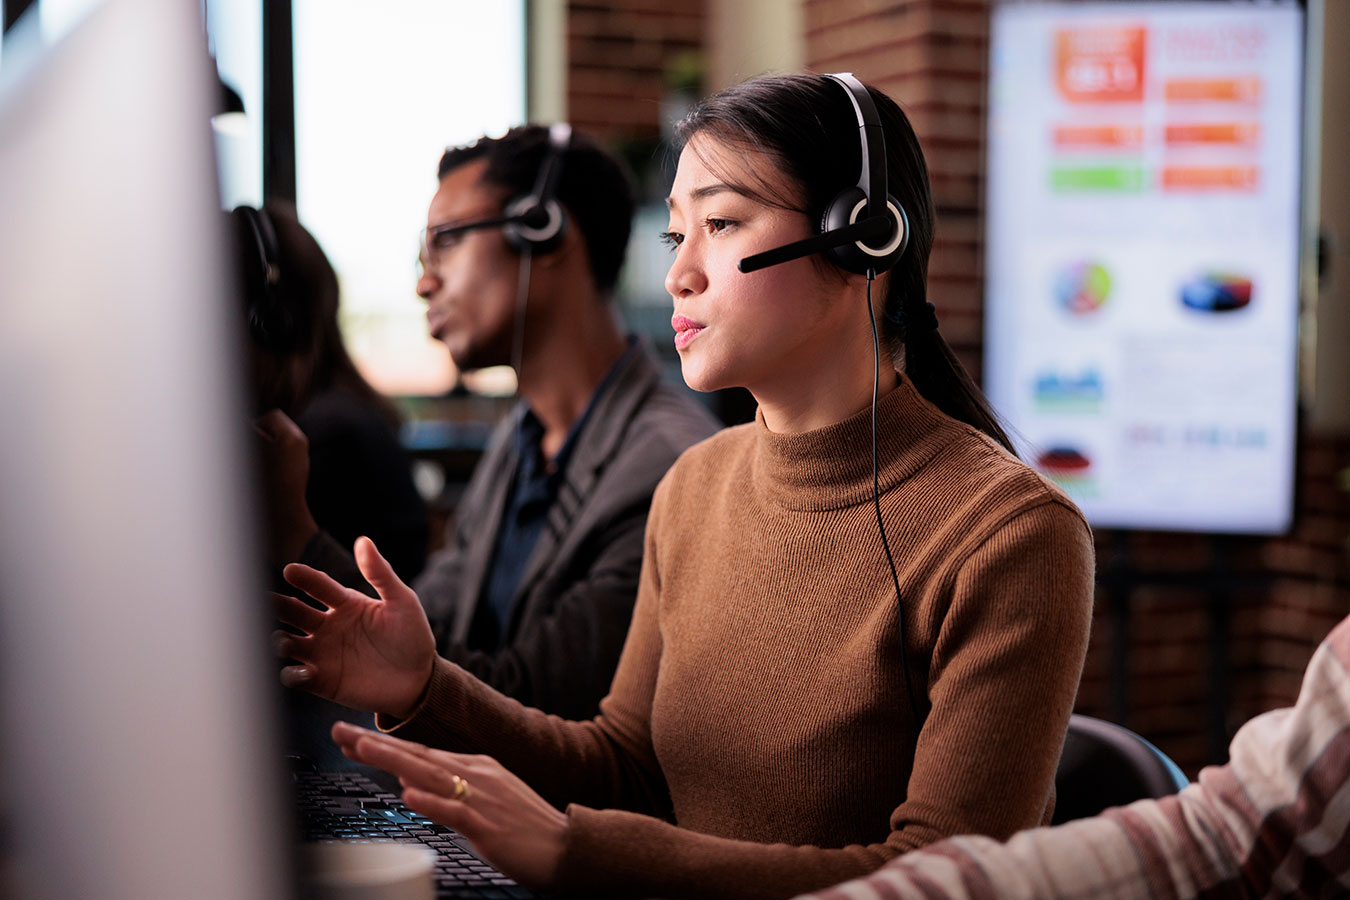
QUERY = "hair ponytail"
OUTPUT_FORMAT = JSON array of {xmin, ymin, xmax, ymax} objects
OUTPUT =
[
  {"xmin": 900, "ymin": 325, "xmax": 1015, "ymax": 455},
  {"xmin": 868, "ymin": 90, "xmax": 1017, "ymax": 456}
]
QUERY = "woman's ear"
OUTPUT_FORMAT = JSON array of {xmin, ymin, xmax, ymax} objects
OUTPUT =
[{"xmin": 834, "ymin": 265, "xmax": 885, "ymax": 312}]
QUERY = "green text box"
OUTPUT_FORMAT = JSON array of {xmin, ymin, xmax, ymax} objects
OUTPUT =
[{"xmin": 1050, "ymin": 165, "xmax": 1145, "ymax": 192}]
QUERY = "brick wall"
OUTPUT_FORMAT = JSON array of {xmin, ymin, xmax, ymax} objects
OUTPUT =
[
  {"xmin": 802, "ymin": 0, "xmax": 1350, "ymax": 777},
  {"xmin": 566, "ymin": 0, "xmax": 707, "ymax": 147},
  {"xmin": 806, "ymin": 0, "xmax": 989, "ymax": 371}
]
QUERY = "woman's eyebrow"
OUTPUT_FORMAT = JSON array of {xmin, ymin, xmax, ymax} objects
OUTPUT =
[{"xmin": 665, "ymin": 183, "xmax": 748, "ymax": 209}]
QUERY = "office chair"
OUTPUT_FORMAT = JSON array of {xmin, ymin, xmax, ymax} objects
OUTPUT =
[{"xmin": 1052, "ymin": 714, "xmax": 1191, "ymax": 825}]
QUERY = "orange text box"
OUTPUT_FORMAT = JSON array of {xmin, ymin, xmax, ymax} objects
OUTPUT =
[
  {"xmin": 1164, "ymin": 77, "xmax": 1263, "ymax": 104},
  {"xmin": 1164, "ymin": 122, "xmax": 1261, "ymax": 146},
  {"xmin": 1053, "ymin": 124, "xmax": 1144, "ymax": 149},
  {"xmin": 1056, "ymin": 26, "xmax": 1147, "ymax": 103},
  {"xmin": 1161, "ymin": 166, "xmax": 1259, "ymax": 191}
]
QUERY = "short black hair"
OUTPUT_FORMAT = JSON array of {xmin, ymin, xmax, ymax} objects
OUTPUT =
[{"xmin": 438, "ymin": 125, "xmax": 635, "ymax": 296}]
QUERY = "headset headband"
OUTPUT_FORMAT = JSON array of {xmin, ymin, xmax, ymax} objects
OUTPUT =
[
  {"xmin": 527, "ymin": 123, "xmax": 572, "ymax": 214},
  {"xmin": 825, "ymin": 73, "xmax": 888, "ymax": 222},
  {"xmin": 239, "ymin": 205, "xmax": 280, "ymax": 287}
]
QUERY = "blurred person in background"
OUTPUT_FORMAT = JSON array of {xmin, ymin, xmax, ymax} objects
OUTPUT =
[{"xmin": 237, "ymin": 202, "xmax": 428, "ymax": 583}]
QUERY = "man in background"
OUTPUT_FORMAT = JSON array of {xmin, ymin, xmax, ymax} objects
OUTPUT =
[{"xmin": 261, "ymin": 125, "xmax": 719, "ymax": 719}]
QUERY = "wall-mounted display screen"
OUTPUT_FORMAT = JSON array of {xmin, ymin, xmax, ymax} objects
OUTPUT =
[{"xmin": 984, "ymin": 0, "xmax": 1305, "ymax": 534}]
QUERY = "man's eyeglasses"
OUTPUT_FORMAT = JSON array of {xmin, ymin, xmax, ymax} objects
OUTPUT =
[{"xmin": 416, "ymin": 211, "xmax": 517, "ymax": 279}]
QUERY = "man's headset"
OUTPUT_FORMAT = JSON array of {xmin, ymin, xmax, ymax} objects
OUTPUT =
[
  {"xmin": 234, "ymin": 204, "xmax": 305, "ymax": 352},
  {"xmin": 426, "ymin": 122, "xmax": 572, "ymax": 257},
  {"xmin": 738, "ymin": 72, "xmax": 909, "ymax": 277},
  {"xmin": 735, "ymin": 73, "xmax": 922, "ymax": 726}
]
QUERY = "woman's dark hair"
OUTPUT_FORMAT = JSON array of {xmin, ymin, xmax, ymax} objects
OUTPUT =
[
  {"xmin": 673, "ymin": 73, "xmax": 1014, "ymax": 454},
  {"xmin": 438, "ymin": 124, "xmax": 635, "ymax": 297},
  {"xmin": 234, "ymin": 201, "xmax": 401, "ymax": 429}
]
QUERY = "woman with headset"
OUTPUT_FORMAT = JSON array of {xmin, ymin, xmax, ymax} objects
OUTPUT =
[{"xmin": 273, "ymin": 73, "xmax": 1094, "ymax": 899}]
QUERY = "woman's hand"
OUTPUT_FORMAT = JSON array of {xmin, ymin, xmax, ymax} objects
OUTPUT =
[
  {"xmin": 331, "ymin": 721, "xmax": 568, "ymax": 892},
  {"xmin": 272, "ymin": 537, "xmax": 435, "ymax": 718}
]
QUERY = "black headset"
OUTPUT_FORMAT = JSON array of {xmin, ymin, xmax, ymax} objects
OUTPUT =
[
  {"xmin": 428, "ymin": 123, "xmax": 572, "ymax": 257},
  {"xmin": 502, "ymin": 122, "xmax": 571, "ymax": 254},
  {"xmin": 738, "ymin": 72, "xmax": 909, "ymax": 276},
  {"xmin": 234, "ymin": 204, "xmax": 304, "ymax": 352}
]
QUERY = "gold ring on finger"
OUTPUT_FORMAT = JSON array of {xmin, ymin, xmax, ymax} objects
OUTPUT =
[{"xmin": 450, "ymin": 774, "xmax": 471, "ymax": 802}]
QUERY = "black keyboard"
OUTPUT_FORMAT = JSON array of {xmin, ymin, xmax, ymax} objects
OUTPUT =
[{"xmin": 293, "ymin": 769, "xmax": 538, "ymax": 899}]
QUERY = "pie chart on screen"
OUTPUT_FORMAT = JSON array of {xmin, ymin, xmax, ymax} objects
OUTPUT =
[
  {"xmin": 1054, "ymin": 262, "xmax": 1112, "ymax": 315},
  {"xmin": 1036, "ymin": 446, "xmax": 1092, "ymax": 478},
  {"xmin": 1181, "ymin": 273, "xmax": 1253, "ymax": 312}
]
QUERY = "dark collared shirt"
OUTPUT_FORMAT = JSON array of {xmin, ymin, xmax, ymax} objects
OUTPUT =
[{"xmin": 471, "ymin": 338, "xmax": 638, "ymax": 648}]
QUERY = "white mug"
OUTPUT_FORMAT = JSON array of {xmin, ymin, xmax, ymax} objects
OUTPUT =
[{"xmin": 300, "ymin": 841, "xmax": 435, "ymax": 900}]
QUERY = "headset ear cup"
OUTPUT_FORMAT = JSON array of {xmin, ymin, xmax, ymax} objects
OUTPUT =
[
  {"xmin": 248, "ymin": 285, "xmax": 299, "ymax": 352},
  {"xmin": 501, "ymin": 196, "xmax": 567, "ymax": 255},
  {"xmin": 820, "ymin": 186, "xmax": 867, "ymax": 273},
  {"xmin": 821, "ymin": 186, "xmax": 909, "ymax": 275},
  {"xmin": 236, "ymin": 206, "xmax": 301, "ymax": 352}
]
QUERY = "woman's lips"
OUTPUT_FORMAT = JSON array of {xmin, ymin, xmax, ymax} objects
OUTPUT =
[{"xmin": 671, "ymin": 313, "xmax": 706, "ymax": 351}]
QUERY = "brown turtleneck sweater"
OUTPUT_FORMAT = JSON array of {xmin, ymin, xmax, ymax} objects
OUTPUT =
[{"xmin": 384, "ymin": 376, "xmax": 1095, "ymax": 899}]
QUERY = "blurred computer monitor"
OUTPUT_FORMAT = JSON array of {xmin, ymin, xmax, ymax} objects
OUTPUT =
[{"xmin": 0, "ymin": 1, "xmax": 293, "ymax": 898}]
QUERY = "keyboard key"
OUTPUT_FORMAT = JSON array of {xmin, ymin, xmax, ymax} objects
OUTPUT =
[{"xmin": 294, "ymin": 769, "xmax": 535, "ymax": 898}]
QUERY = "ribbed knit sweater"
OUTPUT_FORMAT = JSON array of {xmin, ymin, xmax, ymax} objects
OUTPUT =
[{"xmin": 384, "ymin": 376, "xmax": 1095, "ymax": 899}]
